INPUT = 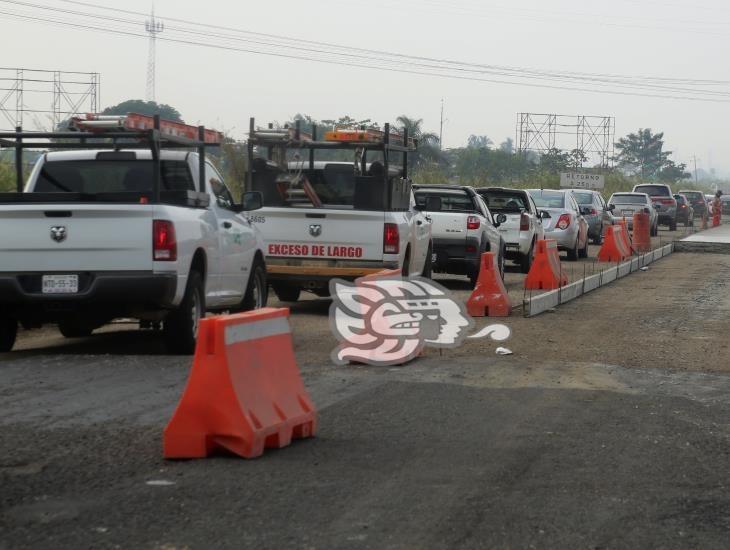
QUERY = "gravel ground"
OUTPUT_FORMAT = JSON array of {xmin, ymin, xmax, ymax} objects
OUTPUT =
[{"xmin": 2, "ymin": 226, "xmax": 729, "ymax": 549}]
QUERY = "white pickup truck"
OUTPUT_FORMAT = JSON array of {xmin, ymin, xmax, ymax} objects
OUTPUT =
[
  {"xmin": 0, "ymin": 149, "xmax": 268, "ymax": 354},
  {"xmin": 413, "ymin": 185, "xmax": 505, "ymax": 285},
  {"xmin": 248, "ymin": 154, "xmax": 433, "ymax": 301}
]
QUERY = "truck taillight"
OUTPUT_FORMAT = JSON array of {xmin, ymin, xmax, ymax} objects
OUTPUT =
[
  {"xmin": 153, "ymin": 220, "xmax": 177, "ymax": 261},
  {"xmin": 467, "ymin": 215, "xmax": 480, "ymax": 230},
  {"xmin": 659, "ymin": 198, "xmax": 675, "ymax": 205},
  {"xmin": 520, "ymin": 213, "xmax": 529, "ymax": 231},
  {"xmin": 383, "ymin": 223, "xmax": 400, "ymax": 254},
  {"xmin": 556, "ymin": 214, "xmax": 571, "ymax": 230}
]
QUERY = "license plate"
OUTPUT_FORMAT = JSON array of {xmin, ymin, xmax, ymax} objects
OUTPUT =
[
  {"xmin": 622, "ymin": 210, "xmax": 633, "ymax": 216},
  {"xmin": 42, "ymin": 274, "xmax": 78, "ymax": 294}
]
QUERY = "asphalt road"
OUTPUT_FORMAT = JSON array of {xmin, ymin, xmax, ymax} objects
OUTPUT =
[{"xmin": 2, "ymin": 226, "xmax": 730, "ymax": 549}]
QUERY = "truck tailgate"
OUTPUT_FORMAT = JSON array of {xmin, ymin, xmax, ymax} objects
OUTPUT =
[
  {"xmin": 495, "ymin": 213, "xmax": 521, "ymax": 242},
  {"xmin": 256, "ymin": 208, "xmax": 385, "ymax": 261},
  {"xmin": 429, "ymin": 212, "xmax": 467, "ymax": 243},
  {"xmin": 0, "ymin": 205, "xmax": 153, "ymax": 272}
]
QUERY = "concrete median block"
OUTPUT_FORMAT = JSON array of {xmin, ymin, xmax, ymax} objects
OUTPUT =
[
  {"xmin": 582, "ymin": 273, "xmax": 602, "ymax": 293},
  {"xmin": 558, "ymin": 280, "xmax": 584, "ymax": 304},
  {"xmin": 601, "ymin": 266, "xmax": 618, "ymax": 284},
  {"xmin": 642, "ymin": 252, "xmax": 653, "ymax": 266},
  {"xmin": 523, "ymin": 289, "xmax": 560, "ymax": 317},
  {"xmin": 652, "ymin": 249, "xmax": 662, "ymax": 262},
  {"xmin": 617, "ymin": 260, "xmax": 633, "ymax": 278},
  {"xmin": 631, "ymin": 257, "xmax": 640, "ymax": 271}
]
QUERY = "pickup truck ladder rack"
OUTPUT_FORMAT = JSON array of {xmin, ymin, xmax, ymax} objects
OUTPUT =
[
  {"xmin": 246, "ymin": 117, "xmax": 417, "ymax": 192},
  {"xmin": 0, "ymin": 114, "xmax": 221, "ymax": 203}
]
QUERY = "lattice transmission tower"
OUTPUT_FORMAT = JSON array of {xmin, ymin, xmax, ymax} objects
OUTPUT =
[{"xmin": 145, "ymin": 6, "xmax": 164, "ymax": 102}]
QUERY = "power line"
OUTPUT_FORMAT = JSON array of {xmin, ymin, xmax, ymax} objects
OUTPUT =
[{"xmin": 2, "ymin": 1, "xmax": 730, "ymax": 103}]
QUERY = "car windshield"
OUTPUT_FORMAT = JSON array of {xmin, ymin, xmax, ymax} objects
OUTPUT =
[
  {"xmin": 415, "ymin": 191, "xmax": 476, "ymax": 212},
  {"xmin": 635, "ymin": 185, "xmax": 670, "ymax": 197},
  {"xmin": 478, "ymin": 191, "xmax": 527, "ymax": 212},
  {"xmin": 612, "ymin": 195, "xmax": 646, "ymax": 205},
  {"xmin": 529, "ymin": 190, "xmax": 565, "ymax": 208},
  {"xmin": 681, "ymin": 192, "xmax": 704, "ymax": 202},
  {"xmin": 573, "ymin": 192, "xmax": 593, "ymax": 205},
  {"xmin": 33, "ymin": 160, "xmax": 195, "ymax": 194}
]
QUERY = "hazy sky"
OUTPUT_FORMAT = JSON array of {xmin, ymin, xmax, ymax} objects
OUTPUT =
[{"xmin": 3, "ymin": 0, "xmax": 729, "ymax": 173}]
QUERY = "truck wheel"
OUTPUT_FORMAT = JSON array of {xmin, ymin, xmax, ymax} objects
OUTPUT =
[
  {"xmin": 421, "ymin": 243, "xmax": 433, "ymax": 279},
  {"xmin": 0, "ymin": 317, "xmax": 18, "ymax": 352},
  {"xmin": 401, "ymin": 248, "xmax": 411, "ymax": 277},
  {"xmin": 273, "ymin": 285, "xmax": 301, "ymax": 303},
  {"xmin": 58, "ymin": 321, "xmax": 93, "ymax": 338},
  {"xmin": 164, "ymin": 270, "xmax": 204, "ymax": 355},
  {"xmin": 240, "ymin": 258, "xmax": 268, "ymax": 311},
  {"xmin": 520, "ymin": 241, "xmax": 534, "ymax": 274},
  {"xmin": 579, "ymin": 237, "xmax": 589, "ymax": 259},
  {"xmin": 670, "ymin": 219, "xmax": 677, "ymax": 231}
]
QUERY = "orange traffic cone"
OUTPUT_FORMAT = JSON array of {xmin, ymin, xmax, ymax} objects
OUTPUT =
[
  {"xmin": 524, "ymin": 239, "xmax": 568, "ymax": 290},
  {"xmin": 466, "ymin": 252, "xmax": 511, "ymax": 317},
  {"xmin": 631, "ymin": 212, "xmax": 652, "ymax": 253},
  {"xmin": 598, "ymin": 226, "xmax": 630, "ymax": 262}
]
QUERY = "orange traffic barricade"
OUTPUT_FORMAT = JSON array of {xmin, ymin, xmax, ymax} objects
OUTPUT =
[
  {"xmin": 598, "ymin": 225, "xmax": 631, "ymax": 263},
  {"xmin": 524, "ymin": 239, "xmax": 568, "ymax": 290},
  {"xmin": 467, "ymin": 252, "xmax": 511, "ymax": 317},
  {"xmin": 616, "ymin": 219, "xmax": 634, "ymax": 255},
  {"xmin": 163, "ymin": 307, "xmax": 317, "ymax": 459},
  {"xmin": 631, "ymin": 212, "xmax": 652, "ymax": 253}
]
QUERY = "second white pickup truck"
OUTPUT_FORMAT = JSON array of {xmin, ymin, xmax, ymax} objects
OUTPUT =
[{"xmin": 0, "ymin": 141, "xmax": 268, "ymax": 354}]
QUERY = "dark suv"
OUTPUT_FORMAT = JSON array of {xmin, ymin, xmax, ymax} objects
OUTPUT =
[
  {"xmin": 673, "ymin": 194, "xmax": 694, "ymax": 227},
  {"xmin": 633, "ymin": 183, "xmax": 677, "ymax": 231},
  {"xmin": 678, "ymin": 190, "xmax": 707, "ymax": 220}
]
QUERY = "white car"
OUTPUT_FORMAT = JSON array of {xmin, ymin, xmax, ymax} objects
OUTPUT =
[
  {"xmin": 0, "ymin": 149, "xmax": 267, "ymax": 354},
  {"xmin": 413, "ymin": 185, "xmax": 505, "ymax": 285},
  {"xmin": 250, "ymin": 159, "xmax": 433, "ymax": 301},
  {"xmin": 475, "ymin": 187, "xmax": 544, "ymax": 273}
]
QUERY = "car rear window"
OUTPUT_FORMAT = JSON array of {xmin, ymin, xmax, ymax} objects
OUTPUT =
[
  {"xmin": 611, "ymin": 194, "xmax": 646, "ymax": 204},
  {"xmin": 680, "ymin": 191, "xmax": 704, "ymax": 202},
  {"xmin": 573, "ymin": 192, "xmax": 594, "ymax": 205},
  {"xmin": 529, "ymin": 190, "xmax": 565, "ymax": 208},
  {"xmin": 478, "ymin": 191, "xmax": 528, "ymax": 212},
  {"xmin": 33, "ymin": 160, "xmax": 194, "ymax": 193},
  {"xmin": 415, "ymin": 191, "xmax": 476, "ymax": 212},
  {"xmin": 634, "ymin": 185, "xmax": 670, "ymax": 197}
]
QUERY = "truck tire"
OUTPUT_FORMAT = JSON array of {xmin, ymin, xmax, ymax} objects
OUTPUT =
[
  {"xmin": 579, "ymin": 237, "xmax": 589, "ymax": 259},
  {"xmin": 164, "ymin": 270, "xmax": 204, "ymax": 355},
  {"xmin": 0, "ymin": 317, "xmax": 18, "ymax": 352},
  {"xmin": 58, "ymin": 321, "xmax": 93, "ymax": 338},
  {"xmin": 401, "ymin": 248, "xmax": 411, "ymax": 277},
  {"xmin": 520, "ymin": 241, "xmax": 534, "ymax": 274},
  {"xmin": 273, "ymin": 284, "xmax": 301, "ymax": 303},
  {"xmin": 669, "ymin": 219, "xmax": 677, "ymax": 231},
  {"xmin": 239, "ymin": 258, "xmax": 268, "ymax": 311}
]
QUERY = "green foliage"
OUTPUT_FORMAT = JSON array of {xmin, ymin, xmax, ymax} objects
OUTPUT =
[
  {"xmin": 101, "ymin": 99, "xmax": 183, "ymax": 122},
  {"xmin": 613, "ymin": 128, "xmax": 689, "ymax": 183},
  {"xmin": 0, "ymin": 161, "xmax": 15, "ymax": 192}
]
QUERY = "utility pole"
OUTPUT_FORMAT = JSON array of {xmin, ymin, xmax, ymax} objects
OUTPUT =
[
  {"xmin": 691, "ymin": 155, "xmax": 698, "ymax": 186},
  {"xmin": 439, "ymin": 98, "xmax": 444, "ymax": 150},
  {"xmin": 145, "ymin": 4, "xmax": 164, "ymax": 103}
]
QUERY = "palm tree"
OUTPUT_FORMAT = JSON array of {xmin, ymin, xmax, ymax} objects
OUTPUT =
[{"xmin": 396, "ymin": 115, "xmax": 442, "ymax": 172}]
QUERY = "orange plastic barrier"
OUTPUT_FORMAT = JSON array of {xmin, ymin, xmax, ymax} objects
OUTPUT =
[
  {"xmin": 713, "ymin": 210, "xmax": 722, "ymax": 227},
  {"xmin": 524, "ymin": 239, "xmax": 568, "ymax": 291},
  {"xmin": 631, "ymin": 212, "xmax": 652, "ymax": 253},
  {"xmin": 467, "ymin": 252, "xmax": 512, "ymax": 317},
  {"xmin": 598, "ymin": 226, "xmax": 631, "ymax": 262},
  {"xmin": 163, "ymin": 308, "xmax": 317, "ymax": 459},
  {"xmin": 616, "ymin": 219, "xmax": 634, "ymax": 255}
]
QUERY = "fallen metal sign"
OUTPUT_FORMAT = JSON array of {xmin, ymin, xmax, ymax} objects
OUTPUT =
[{"xmin": 560, "ymin": 172, "xmax": 605, "ymax": 190}]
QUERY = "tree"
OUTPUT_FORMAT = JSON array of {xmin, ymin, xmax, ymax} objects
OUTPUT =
[
  {"xmin": 467, "ymin": 135, "xmax": 493, "ymax": 149},
  {"xmin": 614, "ymin": 128, "xmax": 670, "ymax": 179},
  {"xmin": 101, "ymin": 99, "xmax": 183, "ymax": 122},
  {"xmin": 499, "ymin": 137, "xmax": 514, "ymax": 154},
  {"xmin": 657, "ymin": 160, "xmax": 691, "ymax": 184},
  {"xmin": 539, "ymin": 148, "xmax": 571, "ymax": 173},
  {"xmin": 395, "ymin": 115, "xmax": 442, "ymax": 172}
]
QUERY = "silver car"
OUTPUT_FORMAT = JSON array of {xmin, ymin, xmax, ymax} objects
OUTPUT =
[
  {"xmin": 568, "ymin": 189, "xmax": 613, "ymax": 245},
  {"xmin": 608, "ymin": 192, "xmax": 659, "ymax": 236},
  {"xmin": 528, "ymin": 189, "xmax": 589, "ymax": 261}
]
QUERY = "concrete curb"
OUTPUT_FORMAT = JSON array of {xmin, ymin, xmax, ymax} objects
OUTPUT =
[{"xmin": 523, "ymin": 242, "xmax": 674, "ymax": 317}]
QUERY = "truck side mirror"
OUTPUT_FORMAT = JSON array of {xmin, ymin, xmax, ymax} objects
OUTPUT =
[{"xmin": 242, "ymin": 191, "xmax": 263, "ymax": 211}]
